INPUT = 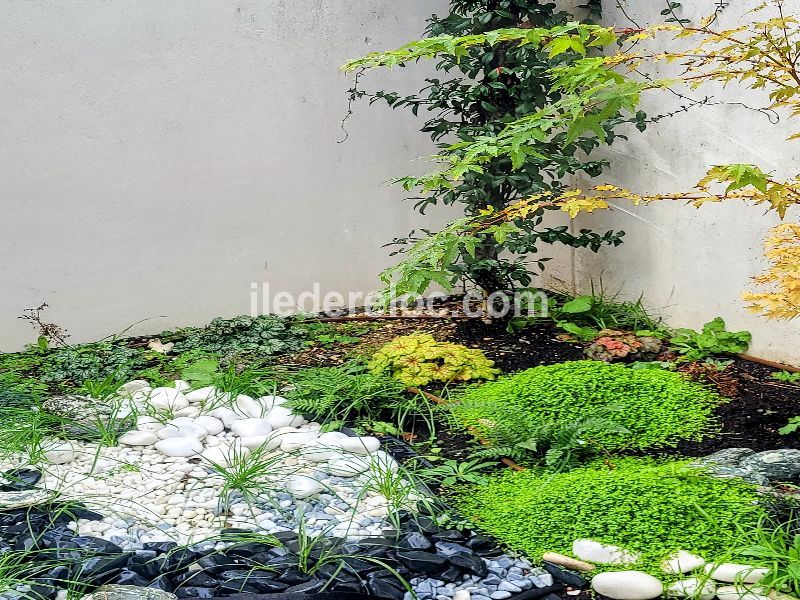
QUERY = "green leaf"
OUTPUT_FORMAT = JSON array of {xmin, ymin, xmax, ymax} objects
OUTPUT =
[{"xmin": 561, "ymin": 296, "xmax": 593, "ymax": 313}]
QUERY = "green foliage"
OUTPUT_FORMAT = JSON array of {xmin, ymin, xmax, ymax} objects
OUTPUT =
[
  {"xmin": 453, "ymin": 458, "xmax": 763, "ymax": 574},
  {"xmin": 773, "ymin": 370, "xmax": 800, "ymax": 385},
  {"xmin": 303, "ymin": 321, "xmax": 379, "ymax": 348},
  {"xmin": 779, "ymin": 417, "xmax": 800, "ymax": 436},
  {"xmin": 452, "ymin": 360, "xmax": 719, "ymax": 453},
  {"xmin": 368, "ymin": 334, "xmax": 500, "ymax": 387},
  {"xmin": 40, "ymin": 342, "xmax": 147, "ymax": 386},
  {"xmin": 670, "ymin": 317, "xmax": 752, "ymax": 361},
  {"xmin": 472, "ymin": 408, "xmax": 630, "ymax": 469},
  {"xmin": 418, "ymin": 458, "xmax": 496, "ymax": 487},
  {"xmin": 169, "ymin": 315, "xmax": 307, "ymax": 356},
  {"xmin": 347, "ymin": 4, "xmax": 636, "ymax": 297},
  {"xmin": 738, "ymin": 515, "xmax": 800, "ymax": 595},
  {"xmin": 284, "ymin": 364, "xmax": 408, "ymax": 425}
]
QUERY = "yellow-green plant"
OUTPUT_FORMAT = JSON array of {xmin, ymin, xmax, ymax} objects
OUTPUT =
[{"xmin": 368, "ymin": 333, "xmax": 500, "ymax": 387}]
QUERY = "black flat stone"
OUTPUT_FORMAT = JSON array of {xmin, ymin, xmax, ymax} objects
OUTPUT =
[
  {"xmin": 283, "ymin": 578, "xmax": 324, "ymax": 594},
  {"xmin": 448, "ymin": 552, "xmax": 488, "ymax": 577},
  {"xmin": 398, "ymin": 532, "xmax": 432, "ymax": 551},
  {"xmin": 176, "ymin": 587, "xmax": 217, "ymax": 598},
  {"xmin": 143, "ymin": 541, "xmax": 178, "ymax": 554},
  {"xmin": 224, "ymin": 541, "xmax": 276, "ymax": 558},
  {"xmin": 542, "ymin": 563, "xmax": 588, "ymax": 589},
  {"xmin": 71, "ymin": 536, "xmax": 124, "ymax": 555},
  {"xmin": 366, "ymin": 576, "xmax": 406, "ymax": 600},
  {"xmin": 127, "ymin": 553, "xmax": 165, "ymax": 580},
  {"xmin": 276, "ymin": 567, "xmax": 312, "ymax": 585},
  {"xmin": 74, "ymin": 553, "xmax": 132, "ymax": 585},
  {"xmin": 116, "ymin": 568, "xmax": 150, "ymax": 587},
  {"xmin": 196, "ymin": 554, "xmax": 243, "ymax": 574},
  {"xmin": 149, "ymin": 574, "xmax": 176, "ymax": 592},
  {"xmin": 512, "ymin": 583, "xmax": 566, "ymax": 600},
  {"xmin": 438, "ymin": 565, "xmax": 463, "ymax": 582},
  {"xmin": 174, "ymin": 571, "xmax": 219, "ymax": 587},
  {"xmin": 0, "ymin": 468, "xmax": 42, "ymax": 491},
  {"xmin": 465, "ymin": 535, "xmax": 497, "ymax": 554},
  {"xmin": 432, "ymin": 530, "xmax": 466, "ymax": 543},
  {"xmin": 395, "ymin": 550, "xmax": 448, "ymax": 574}
]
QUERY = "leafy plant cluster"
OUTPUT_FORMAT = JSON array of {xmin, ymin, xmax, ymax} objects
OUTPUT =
[
  {"xmin": 368, "ymin": 333, "xmax": 500, "ymax": 387},
  {"xmin": 40, "ymin": 342, "xmax": 147, "ymax": 386},
  {"xmin": 453, "ymin": 458, "xmax": 763, "ymax": 575},
  {"xmin": 549, "ymin": 290, "xmax": 664, "ymax": 341},
  {"xmin": 585, "ymin": 330, "xmax": 663, "ymax": 363},
  {"xmin": 669, "ymin": 317, "xmax": 752, "ymax": 361},
  {"xmin": 451, "ymin": 360, "xmax": 720, "ymax": 456},
  {"xmin": 168, "ymin": 314, "xmax": 308, "ymax": 356}
]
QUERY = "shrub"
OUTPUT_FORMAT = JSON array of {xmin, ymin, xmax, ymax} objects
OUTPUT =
[
  {"xmin": 670, "ymin": 317, "xmax": 752, "ymax": 361},
  {"xmin": 170, "ymin": 315, "xmax": 307, "ymax": 356},
  {"xmin": 40, "ymin": 343, "xmax": 147, "ymax": 386},
  {"xmin": 454, "ymin": 458, "xmax": 763, "ymax": 574},
  {"xmin": 451, "ymin": 360, "xmax": 719, "ymax": 452},
  {"xmin": 368, "ymin": 334, "xmax": 500, "ymax": 387}
]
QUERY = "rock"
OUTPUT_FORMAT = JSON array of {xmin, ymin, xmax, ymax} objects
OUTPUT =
[
  {"xmin": 705, "ymin": 563, "xmax": 768, "ymax": 584},
  {"xmin": 186, "ymin": 386, "xmax": 228, "ymax": 405},
  {"xmin": 285, "ymin": 475, "xmax": 325, "ymax": 499},
  {"xmin": 156, "ymin": 422, "xmax": 207, "ymax": 441},
  {"xmin": 591, "ymin": 571, "xmax": 663, "ymax": 600},
  {"xmin": 154, "ymin": 437, "xmax": 203, "ymax": 458},
  {"xmin": 716, "ymin": 585, "xmax": 769, "ymax": 600},
  {"xmin": 80, "ymin": 585, "xmax": 177, "ymax": 600},
  {"xmin": 119, "ymin": 431, "xmax": 158, "ymax": 446},
  {"xmin": 542, "ymin": 552, "xmax": 595, "ymax": 572},
  {"xmin": 117, "ymin": 380, "xmax": 152, "ymax": 397},
  {"xmin": 136, "ymin": 416, "xmax": 163, "ymax": 432},
  {"xmin": 667, "ymin": 578, "xmax": 716, "ymax": 600},
  {"xmin": 44, "ymin": 441, "xmax": 76, "ymax": 464},
  {"xmin": 340, "ymin": 436, "xmax": 382, "ymax": 455},
  {"xmin": 200, "ymin": 444, "xmax": 250, "ymax": 467},
  {"xmin": 542, "ymin": 563, "xmax": 588, "ymax": 589},
  {"xmin": 148, "ymin": 388, "xmax": 190, "ymax": 411},
  {"xmin": 0, "ymin": 468, "xmax": 42, "ymax": 491},
  {"xmin": 328, "ymin": 456, "xmax": 370, "ymax": 477},
  {"xmin": 369, "ymin": 450, "xmax": 399, "ymax": 473},
  {"xmin": 231, "ymin": 418, "xmax": 273, "ymax": 438},
  {"xmin": 572, "ymin": 539, "xmax": 640, "ymax": 565},
  {"xmin": 211, "ymin": 407, "xmax": 243, "ymax": 428},
  {"xmin": 280, "ymin": 431, "xmax": 320, "ymax": 452},
  {"xmin": 662, "ymin": 550, "xmax": 706, "ymax": 574},
  {"xmin": 742, "ymin": 450, "xmax": 800, "ymax": 481},
  {"xmin": 264, "ymin": 406, "xmax": 297, "ymax": 429},
  {"xmin": 317, "ymin": 431, "xmax": 348, "ymax": 447},
  {"xmin": 453, "ymin": 592, "xmax": 471, "ymax": 600},
  {"xmin": 699, "ymin": 448, "xmax": 756, "ymax": 467},
  {"xmin": 0, "ymin": 489, "xmax": 55, "ymax": 509},
  {"xmin": 193, "ymin": 416, "xmax": 224, "ymax": 436},
  {"xmin": 300, "ymin": 442, "xmax": 337, "ymax": 463},
  {"xmin": 396, "ymin": 550, "xmax": 448, "ymax": 574},
  {"xmin": 235, "ymin": 395, "xmax": 270, "ymax": 418}
]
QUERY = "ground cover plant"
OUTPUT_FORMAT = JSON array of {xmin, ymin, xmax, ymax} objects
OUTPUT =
[
  {"xmin": 451, "ymin": 360, "xmax": 721, "ymax": 458},
  {"xmin": 368, "ymin": 333, "xmax": 500, "ymax": 387},
  {"xmin": 453, "ymin": 457, "xmax": 764, "ymax": 575}
]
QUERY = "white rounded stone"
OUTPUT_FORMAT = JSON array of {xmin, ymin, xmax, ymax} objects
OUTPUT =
[
  {"xmin": 119, "ymin": 431, "xmax": 158, "ymax": 446},
  {"xmin": 264, "ymin": 406, "xmax": 296, "ymax": 429},
  {"xmin": 231, "ymin": 418, "xmax": 273, "ymax": 438},
  {"xmin": 136, "ymin": 416, "xmax": 163, "ymax": 432},
  {"xmin": 193, "ymin": 416, "xmax": 224, "ymax": 436},
  {"xmin": 715, "ymin": 585, "xmax": 768, "ymax": 600},
  {"xmin": 173, "ymin": 380, "xmax": 191, "ymax": 392},
  {"xmin": 186, "ymin": 386, "xmax": 228, "ymax": 405},
  {"xmin": 573, "ymin": 539, "xmax": 640, "ymax": 565},
  {"xmin": 339, "ymin": 436, "xmax": 381, "ymax": 455},
  {"xmin": 369, "ymin": 450, "xmax": 399, "ymax": 473},
  {"xmin": 44, "ymin": 441, "xmax": 76, "ymax": 465},
  {"xmin": 280, "ymin": 431, "xmax": 320, "ymax": 452},
  {"xmin": 662, "ymin": 550, "xmax": 706, "ymax": 574},
  {"xmin": 667, "ymin": 578, "xmax": 716, "ymax": 600},
  {"xmin": 235, "ymin": 395, "xmax": 266, "ymax": 418},
  {"xmin": 154, "ymin": 437, "xmax": 203, "ymax": 457},
  {"xmin": 300, "ymin": 442, "xmax": 337, "ymax": 463},
  {"xmin": 156, "ymin": 423, "xmax": 207, "ymax": 441},
  {"xmin": 148, "ymin": 387, "xmax": 190, "ymax": 411},
  {"xmin": 173, "ymin": 406, "xmax": 201, "ymax": 418},
  {"xmin": 200, "ymin": 444, "xmax": 251, "ymax": 467},
  {"xmin": 328, "ymin": 456, "xmax": 370, "ymax": 477},
  {"xmin": 211, "ymin": 407, "xmax": 244, "ymax": 428},
  {"xmin": 317, "ymin": 431, "xmax": 348, "ymax": 447},
  {"xmin": 116, "ymin": 380, "xmax": 151, "ymax": 396},
  {"xmin": 285, "ymin": 475, "xmax": 325, "ymax": 499},
  {"xmin": 453, "ymin": 591, "xmax": 471, "ymax": 600},
  {"xmin": 705, "ymin": 563, "xmax": 768, "ymax": 584},
  {"xmin": 591, "ymin": 571, "xmax": 663, "ymax": 600}
]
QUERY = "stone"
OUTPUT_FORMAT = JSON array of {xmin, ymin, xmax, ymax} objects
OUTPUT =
[
  {"xmin": 80, "ymin": 585, "xmax": 177, "ymax": 600},
  {"xmin": 117, "ymin": 380, "xmax": 152, "ymax": 397},
  {"xmin": 285, "ymin": 475, "xmax": 325, "ymax": 499},
  {"xmin": 667, "ymin": 577, "xmax": 716, "ymax": 600},
  {"xmin": 453, "ymin": 592, "xmax": 471, "ymax": 600},
  {"xmin": 396, "ymin": 550, "xmax": 448, "ymax": 574},
  {"xmin": 591, "ymin": 571, "xmax": 663, "ymax": 600},
  {"xmin": 662, "ymin": 550, "xmax": 706, "ymax": 574},
  {"xmin": 235, "ymin": 395, "xmax": 269, "ymax": 418},
  {"xmin": 156, "ymin": 423, "xmax": 207, "ymax": 441},
  {"xmin": 280, "ymin": 431, "xmax": 320, "ymax": 452},
  {"xmin": 211, "ymin": 407, "xmax": 243, "ymax": 428},
  {"xmin": 148, "ymin": 388, "xmax": 190, "ymax": 411},
  {"xmin": 193, "ymin": 416, "xmax": 224, "ymax": 436},
  {"xmin": 542, "ymin": 552, "xmax": 595, "ymax": 572},
  {"xmin": 44, "ymin": 441, "xmax": 76, "ymax": 464},
  {"xmin": 231, "ymin": 418, "xmax": 273, "ymax": 438},
  {"xmin": 317, "ymin": 431, "xmax": 348, "ymax": 447},
  {"xmin": 0, "ymin": 489, "xmax": 55, "ymax": 510},
  {"xmin": 119, "ymin": 431, "xmax": 158, "ymax": 446},
  {"xmin": 572, "ymin": 539, "xmax": 640, "ymax": 565},
  {"xmin": 186, "ymin": 387, "xmax": 228, "ymax": 405},
  {"xmin": 154, "ymin": 437, "xmax": 203, "ymax": 457},
  {"xmin": 0, "ymin": 468, "xmax": 42, "ymax": 491},
  {"xmin": 328, "ymin": 456, "xmax": 370, "ymax": 477},
  {"xmin": 264, "ymin": 406, "xmax": 297, "ymax": 429},
  {"xmin": 715, "ymin": 585, "xmax": 769, "ymax": 600},
  {"xmin": 742, "ymin": 450, "xmax": 800, "ymax": 481},
  {"xmin": 705, "ymin": 564, "xmax": 768, "ymax": 584},
  {"xmin": 699, "ymin": 448, "xmax": 756, "ymax": 467},
  {"xmin": 300, "ymin": 442, "xmax": 337, "ymax": 463},
  {"xmin": 369, "ymin": 450, "xmax": 399, "ymax": 473},
  {"xmin": 200, "ymin": 445, "xmax": 250, "ymax": 467},
  {"xmin": 136, "ymin": 416, "xmax": 163, "ymax": 432},
  {"xmin": 340, "ymin": 436, "xmax": 381, "ymax": 455}
]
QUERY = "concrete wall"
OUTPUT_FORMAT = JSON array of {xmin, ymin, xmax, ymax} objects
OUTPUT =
[
  {"xmin": 0, "ymin": 0, "xmax": 449, "ymax": 350},
  {"xmin": 550, "ymin": 0, "xmax": 800, "ymax": 366}
]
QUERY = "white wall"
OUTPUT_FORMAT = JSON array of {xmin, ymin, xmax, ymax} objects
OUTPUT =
[
  {"xmin": 0, "ymin": 0, "xmax": 449, "ymax": 350},
  {"xmin": 557, "ymin": 0, "xmax": 800, "ymax": 366}
]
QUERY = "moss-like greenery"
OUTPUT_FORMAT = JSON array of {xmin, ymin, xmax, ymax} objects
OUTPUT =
[
  {"xmin": 454, "ymin": 458, "xmax": 763, "ymax": 574},
  {"xmin": 368, "ymin": 333, "xmax": 500, "ymax": 387},
  {"xmin": 451, "ymin": 360, "xmax": 720, "ymax": 452}
]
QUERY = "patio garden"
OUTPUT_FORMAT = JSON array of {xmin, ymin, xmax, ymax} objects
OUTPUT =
[{"xmin": 2, "ymin": 1, "xmax": 800, "ymax": 600}]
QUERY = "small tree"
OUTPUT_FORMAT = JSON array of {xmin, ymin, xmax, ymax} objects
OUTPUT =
[
  {"xmin": 345, "ymin": 2, "xmax": 800, "ymax": 319},
  {"xmin": 346, "ymin": 0, "xmax": 637, "ymax": 301}
]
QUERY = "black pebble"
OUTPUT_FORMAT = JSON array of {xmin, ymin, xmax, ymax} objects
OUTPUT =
[{"xmin": 542, "ymin": 562, "xmax": 588, "ymax": 589}]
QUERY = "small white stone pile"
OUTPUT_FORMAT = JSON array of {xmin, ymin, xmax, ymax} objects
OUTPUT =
[{"xmin": 5, "ymin": 378, "xmax": 412, "ymax": 548}]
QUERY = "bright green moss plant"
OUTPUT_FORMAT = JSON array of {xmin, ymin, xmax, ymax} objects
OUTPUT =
[
  {"xmin": 452, "ymin": 360, "xmax": 719, "ymax": 452},
  {"xmin": 454, "ymin": 458, "xmax": 763, "ymax": 574},
  {"xmin": 368, "ymin": 333, "xmax": 501, "ymax": 387}
]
